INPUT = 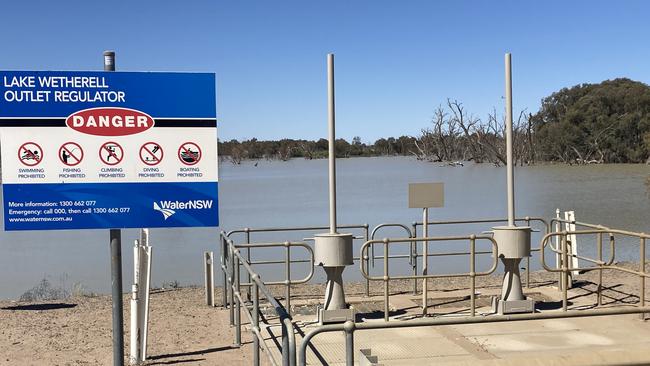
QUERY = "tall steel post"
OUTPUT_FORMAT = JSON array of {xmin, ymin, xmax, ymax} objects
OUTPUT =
[
  {"xmin": 105, "ymin": 50, "xmax": 125, "ymax": 366},
  {"xmin": 327, "ymin": 53, "xmax": 337, "ymax": 235},
  {"xmin": 314, "ymin": 54, "xmax": 354, "ymax": 318},
  {"xmin": 505, "ymin": 53, "xmax": 515, "ymax": 226},
  {"xmin": 492, "ymin": 53, "xmax": 534, "ymax": 314}
]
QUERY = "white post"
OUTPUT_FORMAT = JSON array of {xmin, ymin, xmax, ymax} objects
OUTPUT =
[
  {"xmin": 139, "ymin": 229, "xmax": 152, "ymax": 362},
  {"xmin": 129, "ymin": 240, "xmax": 141, "ymax": 365}
]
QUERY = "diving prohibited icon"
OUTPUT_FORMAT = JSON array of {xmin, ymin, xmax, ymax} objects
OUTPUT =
[
  {"xmin": 59, "ymin": 142, "xmax": 84, "ymax": 166},
  {"xmin": 140, "ymin": 142, "xmax": 164, "ymax": 166},
  {"xmin": 99, "ymin": 141, "xmax": 124, "ymax": 166},
  {"xmin": 18, "ymin": 142, "xmax": 43, "ymax": 166},
  {"xmin": 178, "ymin": 142, "xmax": 202, "ymax": 165}
]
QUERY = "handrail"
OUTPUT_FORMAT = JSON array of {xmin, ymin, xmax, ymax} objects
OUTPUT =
[
  {"xmin": 412, "ymin": 216, "xmax": 549, "ymax": 288},
  {"xmin": 234, "ymin": 242, "xmax": 315, "ymax": 286},
  {"xmin": 297, "ymin": 307, "xmax": 650, "ymax": 366},
  {"xmin": 220, "ymin": 231, "xmax": 297, "ymax": 366},
  {"xmin": 370, "ymin": 223, "xmax": 416, "ymax": 294},
  {"xmin": 226, "ymin": 223, "xmax": 369, "ymax": 238},
  {"xmin": 226, "ymin": 223, "xmax": 371, "ymax": 296},
  {"xmin": 413, "ymin": 216, "xmax": 550, "ymax": 234},
  {"xmin": 360, "ymin": 235, "xmax": 499, "ymax": 320},
  {"xmin": 540, "ymin": 228, "xmax": 650, "ymax": 312}
]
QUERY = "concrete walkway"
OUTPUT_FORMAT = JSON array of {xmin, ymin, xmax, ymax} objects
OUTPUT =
[{"xmin": 276, "ymin": 285, "xmax": 650, "ymax": 365}]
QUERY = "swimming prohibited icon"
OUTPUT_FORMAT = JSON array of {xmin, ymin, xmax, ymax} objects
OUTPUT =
[
  {"xmin": 140, "ymin": 142, "xmax": 163, "ymax": 166},
  {"xmin": 99, "ymin": 141, "xmax": 124, "ymax": 166},
  {"xmin": 59, "ymin": 142, "xmax": 84, "ymax": 166},
  {"xmin": 18, "ymin": 142, "xmax": 43, "ymax": 166},
  {"xmin": 178, "ymin": 142, "xmax": 201, "ymax": 165}
]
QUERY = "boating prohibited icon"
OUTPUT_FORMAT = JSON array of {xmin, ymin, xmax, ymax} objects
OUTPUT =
[
  {"xmin": 59, "ymin": 142, "xmax": 84, "ymax": 166},
  {"xmin": 18, "ymin": 142, "xmax": 43, "ymax": 166},
  {"xmin": 99, "ymin": 141, "xmax": 124, "ymax": 166},
  {"xmin": 140, "ymin": 142, "xmax": 164, "ymax": 166},
  {"xmin": 178, "ymin": 142, "xmax": 201, "ymax": 165}
]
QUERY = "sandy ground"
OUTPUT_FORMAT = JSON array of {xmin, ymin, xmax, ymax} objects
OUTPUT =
[
  {"xmin": 0, "ymin": 261, "xmax": 647, "ymax": 366},
  {"xmin": 0, "ymin": 287, "xmax": 255, "ymax": 366}
]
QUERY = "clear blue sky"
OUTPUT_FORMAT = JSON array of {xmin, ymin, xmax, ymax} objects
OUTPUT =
[{"xmin": 1, "ymin": 1, "xmax": 648, "ymax": 142}]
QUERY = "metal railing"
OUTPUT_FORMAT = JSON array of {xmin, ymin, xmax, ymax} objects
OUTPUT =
[
  {"xmin": 540, "ymin": 227, "xmax": 649, "ymax": 313},
  {"xmin": 233, "ymin": 241, "xmax": 315, "ymax": 316},
  {"xmin": 218, "ymin": 217, "xmax": 650, "ymax": 366},
  {"xmin": 360, "ymin": 234, "xmax": 499, "ymax": 320},
  {"xmin": 411, "ymin": 217, "xmax": 549, "ymax": 289},
  {"xmin": 297, "ymin": 306, "xmax": 650, "ymax": 366},
  {"xmin": 225, "ymin": 224, "xmax": 369, "ymax": 301},
  {"xmin": 221, "ymin": 232, "xmax": 297, "ymax": 366}
]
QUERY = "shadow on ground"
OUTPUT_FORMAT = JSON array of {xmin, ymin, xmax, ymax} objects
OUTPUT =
[{"xmin": 1, "ymin": 303, "xmax": 77, "ymax": 311}]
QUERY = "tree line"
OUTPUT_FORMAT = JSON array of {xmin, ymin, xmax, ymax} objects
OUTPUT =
[{"xmin": 219, "ymin": 78, "xmax": 650, "ymax": 165}]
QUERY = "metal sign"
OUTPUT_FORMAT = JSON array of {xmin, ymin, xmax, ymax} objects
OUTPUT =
[
  {"xmin": 408, "ymin": 182, "xmax": 444, "ymax": 208},
  {"xmin": 0, "ymin": 71, "xmax": 218, "ymax": 230}
]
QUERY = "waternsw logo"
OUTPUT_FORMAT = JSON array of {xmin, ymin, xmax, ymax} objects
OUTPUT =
[{"xmin": 153, "ymin": 200, "xmax": 214, "ymax": 220}]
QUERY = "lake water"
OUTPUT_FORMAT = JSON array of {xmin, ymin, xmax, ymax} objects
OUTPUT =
[{"xmin": 1, "ymin": 156, "xmax": 649, "ymax": 299}]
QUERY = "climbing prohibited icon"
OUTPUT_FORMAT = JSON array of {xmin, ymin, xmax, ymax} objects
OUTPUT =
[
  {"xmin": 99, "ymin": 141, "xmax": 124, "ymax": 166},
  {"xmin": 18, "ymin": 142, "xmax": 43, "ymax": 166},
  {"xmin": 140, "ymin": 142, "xmax": 164, "ymax": 166},
  {"xmin": 59, "ymin": 142, "xmax": 84, "ymax": 166},
  {"xmin": 178, "ymin": 142, "xmax": 202, "ymax": 165}
]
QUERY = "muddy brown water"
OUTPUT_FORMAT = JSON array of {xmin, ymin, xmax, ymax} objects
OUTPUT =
[{"xmin": 1, "ymin": 157, "xmax": 649, "ymax": 299}]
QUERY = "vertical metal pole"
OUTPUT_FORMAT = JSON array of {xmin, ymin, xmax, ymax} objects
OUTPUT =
[
  {"xmin": 105, "ymin": 50, "xmax": 124, "ymax": 366},
  {"xmin": 228, "ymin": 243, "xmax": 235, "ymax": 326},
  {"xmin": 383, "ymin": 239, "xmax": 389, "ymax": 322},
  {"xmin": 110, "ymin": 228, "xmax": 124, "ymax": 366},
  {"xmin": 525, "ymin": 217, "xmax": 531, "ymax": 288},
  {"xmin": 327, "ymin": 53, "xmax": 337, "ymax": 234},
  {"xmin": 505, "ymin": 53, "xmax": 515, "ymax": 226},
  {"xmin": 252, "ymin": 280, "xmax": 260, "ymax": 366},
  {"xmin": 285, "ymin": 242, "xmax": 292, "ymax": 315},
  {"xmin": 204, "ymin": 252, "xmax": 214, "ymax": 306},
  {"xmin": 364, "ymin": 225, "xmax": 370, "ymax": 297},
  {"xmin": 412, "ymin": 222, "xmax": 418, "ymax": 295},
  {"xmin": 234, "ymin": 255, "xmax": 242, "ymax": 347},
  {"xmin": 470, "ymin": 236, "xmax": 476, "ymax": 317},
  {"xmin": 640, "ymin": 237, "xmax": 646, "ymax": 320},
  {"xmin": 245, "ymin": 229, "xmax": 252, "ymax": 302},
  {"xmin": 221, "ymin": 237, "xmax": 228, "ymax": 309},
  {"xmin": 344, "ymin": 324, "xmax": 355, "ymax": 366},
  {"xmin": 597, "ymin": 232, "xmax": 603, "ymax": 306},
  {"xmin": 555, "ymin": 210, "xmax": 562, "ymax": 290},
  {"xmin": 422, "ymin": 209, "xmax": 428, "ymax": 316},
  {"xmin": 562, "ymin": 234, "xmax": 568, "ymax": 312}
]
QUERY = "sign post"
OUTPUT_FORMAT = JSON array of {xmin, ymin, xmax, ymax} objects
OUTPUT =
[
  {"xmin": 0, "ymin": 53, "xmax": 218, "ymax": 366},
  {"xmin": 104, "ymin": 50, "xmax": 125, "ymax": 366},
  {"xmin": 408, "ymin": 182, "xmax": 444, "ymax": 316}
]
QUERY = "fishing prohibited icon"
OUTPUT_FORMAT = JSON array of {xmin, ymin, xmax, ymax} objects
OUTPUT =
[
  {"xmin": 99, "ymin": 141, "xmax": 124, "ymax": 166},
  {"xmin": 140, "ymin": 142, "xmax": 164, "ymax": 166},
  {"xmin": 59, "ymin": 142, "xmax": 84, "ymax": 166},
  {"xmin": 18, "ymin": 142, "xmax": 43, "ymax": 166},
  {"xmin": 178, "ymin": 142, "xmax": 201, "ymax": 165}
]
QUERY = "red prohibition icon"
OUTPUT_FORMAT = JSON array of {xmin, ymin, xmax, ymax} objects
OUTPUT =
[
  {"xmin": 178, "ymin": 142, "xmax": 202, "ymax": 165},
  {"xmin": 59, "ymin": 142, "xmax": 84, "ymax": 166},
  {"xmin": 18, "ymin": 142, "xmax": 43, "ymax": 166},
  {"xmin": 99, "ymin": 141, "xmax": 124, "ymax": 166},
  {"xmin": 140, "ymin": 142, "xmax": 164, "ymax": 166}
]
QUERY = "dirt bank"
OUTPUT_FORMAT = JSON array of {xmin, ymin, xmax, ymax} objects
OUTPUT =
[{"xmin": 0, "ymin": 261, "xmax": 647, "ymax": 365}]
